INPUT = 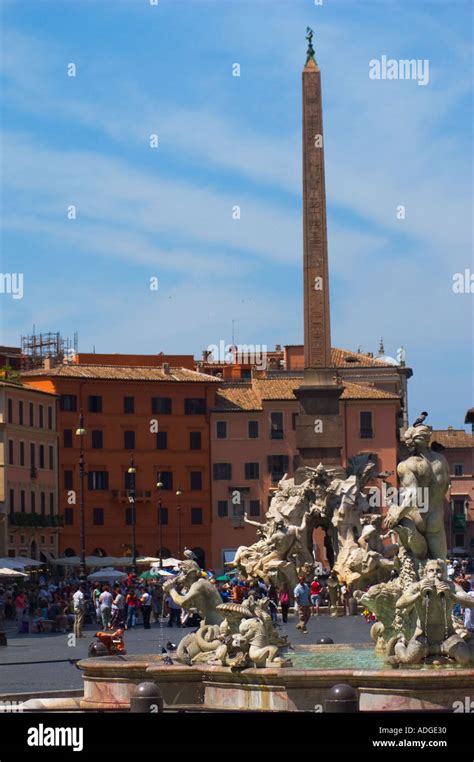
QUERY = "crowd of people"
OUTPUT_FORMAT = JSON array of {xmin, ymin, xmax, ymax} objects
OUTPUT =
[{"xmin": 1, "ymin": 562, "xmax": 473, "ymax": 640}]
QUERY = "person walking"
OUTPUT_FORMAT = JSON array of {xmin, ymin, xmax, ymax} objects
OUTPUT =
[
  {"xmin": 140, "ymin": 588, "xmax": 152, "ymax": 629},
  {"xmin": 166, "ymin": 594, "xmax": 182, "ymax": 627},
  {"xmin": 111, "ymin": 585, "xmax": 125, "ymax": 629},
  {"xmin": 310, "ymin": 577, "xmax": 321, "ymax": 616},
  {"xmin": 99, "ymin": 585, "xmax": 113, "ymax": 630},
  {"xmin": 293, "ymin": 576, "xmax": 311, "ymax": 634},
  {"xmin": 14, "ymin": 590, "xmax": 27, "ymax": 633},
  {"xmin": 125, "ymin": 589, "xmax": 139, "ymax": 629},
  {"xmin": 278, "ymin": 583, "xmax": 290, "ymax": 623},
  {"xmin": 72, "ymin": 584, "xmax": 86, "ymax": 638},
  {"xmin": 92, "ymin": 585, "xmax": 102, "ymax": 623},
  {"xmin": 267, "ymin": 584, "xmax": 279, "ymax": 623}
]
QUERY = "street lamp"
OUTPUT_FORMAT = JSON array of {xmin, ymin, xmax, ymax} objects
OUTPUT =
[
  {"xmin": 175, "ymin": 487, "xmax": 182, "ymax": 559},
  {"xmin": 156, "ymin": 475, "xmax": 164, "ymax": 569},
  {"xmin": 127, "ymin": 456, "xmax": 137, "ymax": 575},
  {"xmin": 75, "ymin": 411, "xmax": 87, "ymax": 583}
]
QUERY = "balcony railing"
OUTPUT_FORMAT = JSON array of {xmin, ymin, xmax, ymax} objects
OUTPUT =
[
  {"xmin": 360, "ymin": 429, "xmax": 374, "ymax": 439},
  {"xmin": 111, "ymin": 490, "xmax": 153, "ymax": 503},
  {"xmin": 9, "ymin": 512, "xmax": 63, "ymax": 528}
]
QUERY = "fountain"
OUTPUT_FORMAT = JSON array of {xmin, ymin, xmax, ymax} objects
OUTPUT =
[{"xmin": 76, "ymin": 424, "xmax": 474, "ymax": 712}]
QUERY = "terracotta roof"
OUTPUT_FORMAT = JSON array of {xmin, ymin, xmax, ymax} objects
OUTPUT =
[
  {"xmin": 340, "ymin": 382, "xmax": 400, "ymax": 401},
  {"xmin": 213, "ymin": 378, "xmax": 399, "ymax": 411},
  {"xmin": 21, "ymin": 365, "xmax": 219, "ymax": 383},
  {"xmin": 213, "ymin": 385, "xmax": 262, "ymax": 411},
  {"xmin": 431, "ymin": 430, "xmax": 474, "ymax": 449},
  {"xmin": 0, "ymin": 380, "xmax": 57, "ymax": 396},
  {"xmin": 331, "ymin": 347, "xmax": 395, "ymax": 368}
]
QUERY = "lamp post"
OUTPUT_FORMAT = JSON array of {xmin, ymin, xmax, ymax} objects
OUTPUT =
[
  {"xmin": 75, "ymin": 411, "xmax": 87, "ymax": 583},
  {"xmin": 127, "ymin": 456, "xmax": 137, "ymax": 575},
  {"xmin": 175, "ymin": 487, "xmax": 182, "ymax": 559},
  {"xmin": 156, "ymin": 475, "xmax": 163, "ymax": 569}
]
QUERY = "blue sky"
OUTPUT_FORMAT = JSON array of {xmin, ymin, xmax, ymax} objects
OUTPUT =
[{"xmin": 0, "ymin": 0, "xmax": 472, "ymax": 429}]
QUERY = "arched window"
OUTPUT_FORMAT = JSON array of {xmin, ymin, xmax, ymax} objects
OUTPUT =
[
  {"xmin": 63, "ymin": 547, "xmax": 76, "ymax": 557},
  {"xmin": 92, "ymin": 547, "xmax": 107, "ymax": 557}
]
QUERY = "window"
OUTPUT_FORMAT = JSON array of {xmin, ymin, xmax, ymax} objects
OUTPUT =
[
  {"xmin": 49, "ymin": 446, "xmax": 54, "ymax": 470},
  {"xmin": 453, "ymin": 498, "xmax": 465, "ymax": 515},
  {"xmin": 270, "ymin": 412, "xmax": 284, "ymax": 439},
  {"xmin": 249, "ymin": 500, "xmax": 261, "ymax": 517},
  {"xmin": 151, "ymin": 397, "xmax": 172, "ymax": 414},
  {"xmin": 40, "ymin": 492, "xmax": 46, "ymax": 516},
  {"xmin": 189, "ymin": 431, "xmax": 202, "ymax": 450},
  {"xmin": 88, "ymin": 471, "xmax": 109, "ymax": 490},
  {"xmin": 360, "ymin": 411, "xmax": 373, "ymax": 438},
  {"xmin": 7, "ymin": 398, "xmax": 13, "ymax": 423},
  {"xmin": 8, "ymin": 439, "xmax": 14, "ymax": 465},
  {"xmin": 267, "ymin": 455, "xmax": 289, "ymax": 482},
  {"xmin": 93, "ymin": 508, "xmax": 104, "ymax": 526},
  {"xmin": 48, "ymin": 406, "xmax": 53, "ymax": 430},
  {"xmin": 157, "ymin": 506, "xmax": 168, "ymax": 525},
  {"xmin": 156, "ymin": 431, "xmax": 167, "ymax": 449},
  {"xmin": 248, "ymin": 420, "xmax": 259, "ymax": 439},
  {"xmin": 64, "ymin": 508, "xmax": 74, "ymax": 526},
  {"xmin": 160, "ymin": 471, "xmax": 173, "ymax": 490},
  {"xmin": 30, "ymin": 443, "xmax": 36, "ymax": 468},
  {"xmin": 49, "ymin": 493, "xmax": 54, "ymax": 516},
  {"xmin": 185, "ymin": 398, "xmax": 206, "ymax": 415},
  {"xmin": 454, "ymin": 463, "xmax": 464, "ymax": 477},
  {"xmin": 39, "ymin": 445, "xmax": 45, "ymax": 469},
  {"xmin": 64, "ymin": 470, "xmax": 73, "ymax": 490},
  {"xmin": 29, "ymin": 402, "xmax": 34, "ymax": 426},
  {"xmin": 9, "ymin": 489, "xmax": 14, "ymax": 513},
  {"xmin": 18, "ymin": 401, "xmax": 24, "ymax": 425},
  {"xmin": 39, "ymin": 405, "xmax": 44, "ymax": 428},
  {"xmin": 190, "ymin": 471, "xmax": 202, "ymax": 490},
  {"xmin": 19, "ymin": 441, "xmax": 25, "ymax": 466},
  {"xmin": 245, "ymin": 462, "xmax": 260, "ymax": 480},
  {"xmin": 216, "ymin": 421, "xmax": 227, "ymax": 439},
  {"xmin": 217, "ymin": 500, "xmax": 228, "ymax": 517},
  {"xmin": 191, "ymin": 507, "xmax": 203, "ymax": 525},
  {"xmin": 213, "ymin": 463, "xmax": 232, "ymax": 480},
  {"xmin": 125, "ymin": 508, "xmax": 133, "ymax": 525},
  {"xmin": 292, "ymin": 412, "xmax": 298, "ymax": 430},
  {"xmin": 31, "ymin": 491, "xmax": 36, "ymax": 513},
  {"xmin": 88, "ymin": 395, "xmax": 102, "ymax": 413},
  {"xmin": 91, "ymin": 430, "xmax": 103, "ymax": 449},
  {"xmin": 124, "ymin": 396, "xmax": 134, "ymax": 414},
  {"xmin": 59, "ymin": 395, "xmax": 77, "ymax": 412},
  {"xmin": 64, "ymin": 429, "xmax": 73, "ymax": 448},
  {"xmin": 241, "ymin": 368, "xmax": 251, "ymax": 380},
  {"xmin": 124, "ymin": 431, "xmax": 135, "ymax": 450}
]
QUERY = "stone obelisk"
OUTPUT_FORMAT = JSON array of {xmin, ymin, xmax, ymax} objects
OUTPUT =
[{"xmin": 294, "ymin": 29, "xmax": 343, "ymax": 474}]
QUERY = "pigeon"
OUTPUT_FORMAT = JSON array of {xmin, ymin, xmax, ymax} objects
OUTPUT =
[
  {"xmin": 413, "ymin": 411, "xmax": 428, "ymax": 427},
  {"xmin": 161, "ymin": 654, "xmax": 174, "ymax": 665},
  {"xmin": 377, "ymin": 470, "xmax": 394, "ymax": 480},
  {"xmin": 165, "ymin": 641, "xmax": 176, "ymax": 651},
  {"xmin": 181, "ymin": 647, "xmax": 192, "ymax": 666}
]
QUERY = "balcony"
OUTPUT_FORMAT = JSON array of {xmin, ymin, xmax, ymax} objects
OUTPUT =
[
  {"xmin": 9, "ymin": 512, "xmax": 63, "ymax": 528},
  {"xmin": 111, "ymin": 490, "xmax": 153, "ymax": 503},
  {"xmin": 360, "ymin": 429, "xmax": 374, "ymax": 439}
]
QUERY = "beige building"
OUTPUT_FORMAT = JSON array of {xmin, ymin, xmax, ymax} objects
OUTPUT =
[{"xmin": 0, "ymin": 381, "xmax": 59, "ymax": 560}]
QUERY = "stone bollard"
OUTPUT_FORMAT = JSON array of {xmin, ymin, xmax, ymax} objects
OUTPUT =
[
  {"xmin": 348, "ymin": 597, "xmax": 359, "ymax": 616},
  {"xmin": 130, "ymin": 682, "xmax": 164, "ymax": 713},
  {"xmin": 324, "ymin": 683, "xmax": 359, "ymax": 713},
  {"xmin": 317, "ymin": 637, "xmax": 334, "ymax": 644}
]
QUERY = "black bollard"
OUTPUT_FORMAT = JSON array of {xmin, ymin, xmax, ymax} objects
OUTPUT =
[
  {"xmin": 348, "ymin": 596, "xmax": 359, "ymax": 616},
  {"xmin": 130, "ymin": 682, "xmax": 164, "ymax": 713},
  {"xmin": 317, "ymin": 637, "xmax": 334, "ymax": 645},
  {"xmin": 324, "ymin": 683, "xmax": 359, "ymax": 713}
]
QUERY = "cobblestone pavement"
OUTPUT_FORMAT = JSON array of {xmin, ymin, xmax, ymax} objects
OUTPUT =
[{"xmin": 0, "ymin": 612, "xmax": 372, "ymax": 695}]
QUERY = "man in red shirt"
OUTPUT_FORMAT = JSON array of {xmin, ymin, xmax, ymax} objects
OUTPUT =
[{"xmin": 310, "ymin": 578, "xmax": 321, "ymax": 616}]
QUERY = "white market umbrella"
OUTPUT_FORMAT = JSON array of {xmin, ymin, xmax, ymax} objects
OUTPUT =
[
  {"xmin": 136, "ymin": 557, "xmax": 161, "ymax": 565},
  {"xmin": 87, "ymin": 567, "xmax": 128, "ymax": 582},
  {"xmin": 0, "ymin": 568, "xmax": 28, "ymax": 577},
  {"xmin": 0, "ymin": 557, "xmax": 40, "ymax": 568}
]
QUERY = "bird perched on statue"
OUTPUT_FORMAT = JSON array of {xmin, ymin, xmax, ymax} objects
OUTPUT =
[
  {"xmin": 413, "ymin": 411, "xmax": 428, "ymax": 427},
  {"xmin": 377, "ymin": 470, "xmax": 394, "ymax": 480},
  {"xmin": 161, "ymin": 648, "xmax": 174, "ymax": 665},
  {"xmin": 165, "ymin": 641, "xmax": 176, "ymax": 651}
]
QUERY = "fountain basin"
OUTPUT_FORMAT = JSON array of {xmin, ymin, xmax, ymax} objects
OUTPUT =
[{"xmin": 77, "ymin": 644, "xmax": 474, "ymax": 712}]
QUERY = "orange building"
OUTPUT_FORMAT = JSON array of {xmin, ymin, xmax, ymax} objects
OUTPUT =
[
  {"xmin": 22, "ymin": 357, "xmax": 219, "ymax": 567},
  {"xmin": 0, "ymin": 380, "xmax": 59, "ymax": 561},
  {"xmin": 210, "ymin": 373, "xmax": 400, "ymax": 570}
]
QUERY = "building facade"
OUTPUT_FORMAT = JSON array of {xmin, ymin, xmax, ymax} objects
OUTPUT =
[
  {"xmin": 23, "ymin": 358, "xmax": 219, "ymax": 568},
  {"xmin": 0, "ymin": 380, "xmax": 59, "ymax": 560}
]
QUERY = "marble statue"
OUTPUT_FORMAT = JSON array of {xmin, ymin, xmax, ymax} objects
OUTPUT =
[
  {"xmin": 386, "ymin": 559, "xmax": 474, "ymax": 666},
  {"xmin": 163, "ymin": 559, "xmax": 223, "ymax": 626}
]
